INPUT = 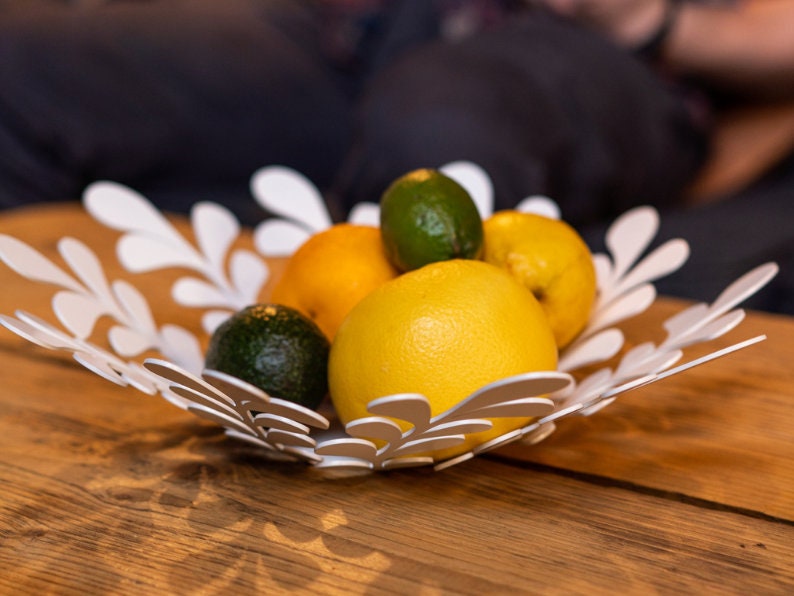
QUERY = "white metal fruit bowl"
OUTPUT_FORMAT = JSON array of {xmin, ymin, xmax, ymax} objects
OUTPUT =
[{"xmin": 0, "ymin": 162, "xmax": 777, "ymax": 472}]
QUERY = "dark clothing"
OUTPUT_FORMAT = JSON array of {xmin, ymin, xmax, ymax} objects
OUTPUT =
[
  {"xmin": 0, "ymin": 0, "xmax": 791, "ymax": 314},
  {"xmin": 0, "ymin": 1, "xmax": 351, "ymax": 223},
  {"xmin": 0, "ymin": 0, "xmax": 702, "ymax": 225},
  {"xmin": 646, "ymin": 155, "xmax": 794, "ymax": 315},
  {"xmin": 332, "ymin": 11, "xmax": 707, "ymax": 228}
]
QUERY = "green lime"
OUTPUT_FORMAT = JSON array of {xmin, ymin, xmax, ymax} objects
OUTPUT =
[
  {"xmin": 379, "ymin": 168, "xmax": 484, "ymax": 271},
  {"xmin": 204, "ymin": 303, "xmax": 330, "ymax": 410}
]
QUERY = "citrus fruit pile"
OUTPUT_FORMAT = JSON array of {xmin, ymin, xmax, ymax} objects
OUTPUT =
[{"xmin": 205, "ymin": 168, "xmax": 597, "ymax": 459}]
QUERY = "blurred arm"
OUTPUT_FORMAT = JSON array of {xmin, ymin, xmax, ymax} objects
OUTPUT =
[
  {"xmin": 539, "ymin": 0, "xmax": 794, "ymax": 100},
  {"xmin": 667, "ymin": 0, "xmax": 794, "ymax": 99}
]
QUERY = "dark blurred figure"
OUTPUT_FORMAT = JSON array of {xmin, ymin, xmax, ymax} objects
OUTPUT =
[
  {"xmin": 0, "ymin": 0, "xmax": 704, "ymax": 224},
  {"xmin": 0, "ymin": 0, "xmax": 791, "ymax": 312},
  {"xmin": 0, "ymin": 1, "xmax": 352, "ymax": 223},
  {"xmin": 332, "ymin": 7, "xmax": 706, "ymax": 227}
]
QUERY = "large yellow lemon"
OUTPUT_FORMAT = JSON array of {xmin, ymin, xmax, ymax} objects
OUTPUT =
[
  {"xmin": 482, "ymin": 211, "xmax": 597, "ymax": 349},
  {"xmin": 328, "ymin": 259, "xmax": 558, "ymax": 460},
  {"xmin": 271, "ymin": 224, "xmax": 399, "ymax": 340}
]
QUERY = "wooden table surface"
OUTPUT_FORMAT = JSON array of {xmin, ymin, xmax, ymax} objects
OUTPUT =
[{"xmin": 1, "ymin": 203, "xmax": 792, "ymax": 594}]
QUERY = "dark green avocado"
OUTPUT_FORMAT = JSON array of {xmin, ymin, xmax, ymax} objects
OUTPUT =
[{"xmin": 204, "ymin": 303, "xmax": 330, "ymax": 410}]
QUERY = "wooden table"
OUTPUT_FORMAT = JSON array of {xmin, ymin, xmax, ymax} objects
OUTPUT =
[{"xmin": 1, "ymin": 203, "xmax": 792, "ymax": 594}]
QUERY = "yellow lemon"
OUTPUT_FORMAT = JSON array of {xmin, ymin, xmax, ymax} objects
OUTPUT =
[
  {"xmin": 328, "ymin": 259, "xmax": 558, "ymax": 460},
  {"xmin": 270, "ymin": 224, "xmax": 399, "ymax": 340},
  {"xmin": 483, "ymin": 211, "xmax": 597, "ymax": 349}
]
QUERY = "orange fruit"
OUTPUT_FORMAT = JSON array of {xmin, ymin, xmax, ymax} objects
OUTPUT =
[
  {"xmin": 328, "ymin": 259, "xmax": 558, "ymax": 461},
  {"xmin": 270, "ymin": 223, "xmax": 399, "ymax": 340}
]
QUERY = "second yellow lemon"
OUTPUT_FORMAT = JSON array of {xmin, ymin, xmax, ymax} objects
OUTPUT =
[
  {"xmin": 328, "ymin": 259, "xmax": 558, "ymax": 461},
  {"xmin": 483, "ymin": 211, "xmax": 597, "ymax": 349}
]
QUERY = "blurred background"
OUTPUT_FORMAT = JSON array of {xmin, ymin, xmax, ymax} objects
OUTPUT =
[{"xmin": 0, "ymin": 0, "xmax": 791, "ymax": 312}]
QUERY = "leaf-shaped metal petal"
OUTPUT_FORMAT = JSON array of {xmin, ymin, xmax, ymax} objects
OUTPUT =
[
  {"xmin": 170, "ymin": 383, "xmax": 243, "ymax": 421},
  {"xmin": 117, "ymin": 234, "xmax": 204, "ymax": 273},
  {"xmin": 52, "ymin": 290, "xmax": 104, "ymax": 339},
  {"xmin": 615, "ymin": 346, "xmax": 682, "ymax": 381},
  {"xmin": 610, "ymin": 239, "xmax": 689, "ymax": 299},
  {"xmin": 392, "ymin": 435, "xmax": 465, "ymax": 458},
  {"xmin": 259, "ymin": 396, "xmax": 330, "ymax": 430},
  {"xmin": 366, "ymin": 394, "xmax": 432, "ymax": 430},
  {"xmin": 561, "ymin": 368, "xmax": 613, "ymax": 408},
  {"xmin": 604, "ymin": 206, "xmax": 659, "ymax": 281},
  {"xmin": 559, "ymin": 328, "xmax": 624, "ymax": 372},
  {"xmin": 144, "ymin": 359, "xmax": 236, "ymax": 408},
  {"xmin": 84, "ymin": 181, "xmax": 184, "ymax": 239},
  {"xmin": 382, "ymin": 456, "xmax": 435, "ymax": 470},
  {"xmin": 613, "ymin": 341, "xmax": 657, "ymax": 373},
  {"xmin": 253, "ymin": 412, "xmax": 310, "ymax": 435},
  {"xmin": 520, "ymin": 421, "xmax": 557, "ymax": 446},
  {"xmin": 191, "ymin": 201, "xmax": 240, "ymax": 273},
  {"xmin": 172, "ymin": 277, "xmax": 230, "ymax": 307},
  {"xmin": 200, "ymin": 370, "xmax": 270, "ymax": 409},
  {"xmin": 112, "ymin": 280, "xmax": 157, "ymax": 335},
  {"xmin": 195, "ymin": 373, "xmax": 262, "ymax": 409},
  {"xmin": 347, "ymin": 202, "xmax": 380, "ymax": 227},
  {"xmin": 0, "ymin": 234, "xmax": 82, "ymax": 291},
  {"xmin": 198, "ymin": 369, "xmax": 330, "ymax": 430},
  {"xmin": 117, "ymin": 361, "xmax": 160, "ymax": 395},
  {"xmin": 440, "ymin": 160, "xmax": 493, "ymax": 218},
  {"xmin": 314, "ymin": 437, "xmax": 378, "ymax": 460},
  {"xmin": 471, "ymin": 427, "xmax": 524, "ymax": 454},
  {"xmin": 580, "ymin": 397, "xmax": 617, "ymax": 416},
  {"xmin": 58, "ymin": 237, "xmax": 116, "ymax": 302},
  {"xmin": 224, "ymin": 429, "xmax": 274, "ymax": 451},
  {"xmin": 588, "ymin": 283, "xmax": 656, "ymax": 334},
  {"xmin": 159, "ymin": 324, "xmax": 204, "ymax": 374},
  {"xmin": 345, "ymin": 416, "xmax": 404, "ymax": 446},
  {"xmin": 663, "ymin": 302, "xmax": 710, "ymax": 341},
  {"xmin": 202, "ymin": 310, "xmax": 233, "ymax": 335},
  {"xmin": 416, "ymin": 419, "xmax": 493, "ymax": 439},
  {"xmin": 265, "ymin": 429, "xmax": 316, "ymax": 449},
  {"xmin": 187, "ymin": 403, "xmax": 260, "ymax": 437},
  {"xmin": 515, "ymin": 195, "xmax": 561, "ymax": 219},
  {"xmin": 73, "ymin": 351, "xmax": 128, "ymax": 387},
  {"xmin": 466, "ymin": 397, "xmax": 555, "ymax": 420},
  {"xmin": 313, "ymin": 456, "xmax": 373, "ymax": 471},
  {"xmin": 433, "ymin": 451, "xmax": 476, "ymax": 471},
  {"xmin": 445, "ymin": 372, "xmax": 571, "ymax": 420},
  {"xmin": 672, "ymin": 310, "xmax": 746, "ymax": 349},
  {"xmin": 591, "ymin": 253, "xmax": 613, "ymax": 294},
  {"xmin": 250, "ymin": 165, "xmax": 332, "ymax": 231},
  {"xmin": 3, "ymin": 311, "xmax": 77, "ymax": 349},
  {"xmin": 108, "ymin": 325, "xmax": 151, "ymax": 357},
  {"xmin": 253, "ymin": 219, "xmax": 312, "ymax": 257},
  {"xmin": 282, "ymin": 445, "xmax": 324, "ymax": 464},
  {"xmin": 709, "ymin": 262, "xmax": 778, "ymax": 316},
  {"xmin": 229, "ymin": 249, "xmax": 268, "ymax": 305},
  {"xmin": 0, "ymin": 315, "xmax": 66, "ymax": 348}
]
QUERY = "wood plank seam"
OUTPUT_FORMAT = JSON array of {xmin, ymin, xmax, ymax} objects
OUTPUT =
[{"xmin": 487, "ymin": 456, "xmax": 794, "ymax": 526}]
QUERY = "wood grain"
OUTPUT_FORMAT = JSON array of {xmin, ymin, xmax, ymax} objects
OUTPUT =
[
  {"xmin": 497, "ymin": 299, "xmax": 794, "ymax": 521},
  {"xmin": 1, "ymin": 203, "xmax": 792, "ymax": 594}
]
